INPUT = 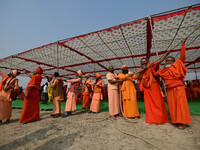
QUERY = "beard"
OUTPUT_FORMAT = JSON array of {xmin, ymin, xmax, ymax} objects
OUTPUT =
[
  {"xmin": 122, "ymin": 70, "xmax": 129, "ymax": 74},
  {"xmin": 165, "ymin": 64, "xmax": 172, "ymax": 68},
  {"xmin": 141, "ymin": 63, "xmax": 147, "ymax": 69}
]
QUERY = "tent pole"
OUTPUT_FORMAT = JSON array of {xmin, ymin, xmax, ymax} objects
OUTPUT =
[
  {"xmin": 10, "ymin": 56, "xmax": 12, "ymax": 72},
  {"xmin": 57, "ymin": 41, "xmax": 59, "ymax": 73},
  {"xmin": 94, "ymin": 63, "xmax": 95, "ymax": 80},
  {"xmin": 194, "ymin": 63, "xmax": 197, "ymax": 79}
]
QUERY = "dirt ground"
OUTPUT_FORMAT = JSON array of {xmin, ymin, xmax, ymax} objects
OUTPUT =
[{"xmin": 0, "ymin": 109, "xmax": 200, "ymax": 150}]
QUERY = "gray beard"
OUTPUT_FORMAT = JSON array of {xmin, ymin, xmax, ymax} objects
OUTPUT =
[{"xmin": 165, "ymin": 64, "xmax": 172, "ymax": 68}]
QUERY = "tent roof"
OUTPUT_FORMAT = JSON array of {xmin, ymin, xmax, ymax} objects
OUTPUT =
[{"xmin": 0, "ymin": 4, "xmax": 200, "ymax": 79}]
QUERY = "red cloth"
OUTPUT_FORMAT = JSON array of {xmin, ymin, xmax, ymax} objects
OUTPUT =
[
  {"xmin": 35, "ymin": 67, "xmax": 43, "ymax": 75},
  {"xmin": 19, "ymin": 74, "xmax": 42, "ymax": 123},
  {"xmin": 138, "ymin": 62, "xmax": 169, "ymax": 124},
  {"xmin": 157, "ymin": 45, "xmax": 191, "ymax": 124}
]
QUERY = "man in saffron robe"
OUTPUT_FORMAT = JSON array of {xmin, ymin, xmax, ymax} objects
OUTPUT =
[
  {"xmin": 47, "ymin": 72, "xmax": 64, "ymax": 118},
  {"xmin": 0, "ymin": 70, "xmax": 20, "ymax": 123},
  {"xmin": 151, "ymin": 38, "xmax": 191, "ymax": 129},
  {"xmin": 137, "ymin": 51, "xmax": 171, "ymax": 124},
  {"xmin": 196, "ymin": 79, "xmax": 200, "ymax": 98},
  {"xmin": 89, "ymin": 73, "xmax": 105, "ymax": 113},
  {"xmin": 118, "ymin": 65, "xmax": 140, "ymax": 118},
  {"xmin": 186, "ymin": 81, "xmax": 194, "ymax": 102},
  {"xmin": 19, "ymin": 67, "xmax": 43, "ymax": 124},
  {"xmin": 193, "ymin": 79, "xmax": 200, "ymax": 99},
  {"xmin": 82, "ymin": 74, "xmax": 92, "ymax": 109},
  {"xmin": 62, "ymin": 70, "xmax": 83, "ymax": 117},
  {"xmin": 106, "ymin": 66, "xmax": 121, "ymax": 120}
]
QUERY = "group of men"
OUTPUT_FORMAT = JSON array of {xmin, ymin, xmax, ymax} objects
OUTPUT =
[
  {"xmin": 186, "ymin": 80, "xmax": 200, "ymax": 101},
  {"xmin": 0, "ymin": 38, "xmax": 193, "ymax": 129}
]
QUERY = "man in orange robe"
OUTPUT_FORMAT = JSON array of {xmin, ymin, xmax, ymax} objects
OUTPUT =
[
  {"xmin": 196, "ymin": 79, "xmax": 200, "ymax": 98},
  {"xmin": 62, "ymin": 70, "xmax": 82, "ymax": 117},
  {"xmin": 106, "ymin": 66, "xmax": 121, "ymax": 120},
  {"xmin": 19, "ymin": 67, "xmax": 43, "ymax": 124},
  {"xmin": 118, "ymin": 65, "xmax": 140, "ymax": 118},
  {"xmin": 47, "ymin": 72, "xmax": 64, "ymax": 118},
  {"xmin": 152, "ymin": 38, "xmax": 191, "ymax": 129},
  {"xmin": 0, "ymin": 70, "xmax": 20, "ymax": 123},
  {"xmin": 193, "ymin": 79, "xmax": 200, "ymax": 99},
  {"xmin": 138, "ymin": 56, "xmax": 169, "ymax": 124},
  {"xmin": 82, "ymin": 74, "xmax": 92, "ymax": 109},
  {"xmin": 186, "ymin": 81, "xmax": 194, "ymax": 102},
  {"xmin": 89, "ymin": 73, "xmax": 104, "ymax": 113}
]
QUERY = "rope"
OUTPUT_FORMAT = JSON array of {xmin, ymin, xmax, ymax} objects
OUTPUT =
[
  {"xmin": 111, "ymin": 119, "xmax": 163, "ymax": 150},
  {"xmin": 138, "ymin": 24, "xmax": 200, "ymax": 73},
  {"xmin": 3, "ymin": 59, "xmax": 30, "ymax": 72},
  {"xmin": 147, "ymin": 15, "xmax": 167, "ymax": 99},
  {"xmin": 2, "ymin": 58, "xmax": 57, "ymax": 79},
  {"xmin": 85, "ymin": 116, "xmax": 162, "ymax": 150},
  {"xmin": 85, "ymin": 117, "xmax": 110, "ymax": 123},
  {"xmin": 190, "ymin": 111, "xmax": 200, "ymax": 115}
]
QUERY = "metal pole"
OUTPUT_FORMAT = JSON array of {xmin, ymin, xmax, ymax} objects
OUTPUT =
[
  {"xmin": 10, "ymin": 56, "xmax": 12, "ymax": 71},
  {"xmin": 57, "ymin": 41, "xmax": 59, "ymax": 73},
  {"xmin": 194, "ymin": 63, "xmax": 197, "ymax": 79},
  {"xmin": 94, "ymin": 63, "xmax": 95, "ymax": 80}
]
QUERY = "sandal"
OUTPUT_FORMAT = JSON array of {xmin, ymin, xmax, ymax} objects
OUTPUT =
[
  {"xmin": 61, "ymin": 113, "xmax": 71, "ymax": 118},
  {"xmin": 178, "ymin": 124, "xmax": 185, "ymax": 130}
]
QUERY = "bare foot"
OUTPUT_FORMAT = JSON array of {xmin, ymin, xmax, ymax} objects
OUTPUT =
[{"xmin": 110, "ymin": 115, "xmax": 116, "ymax": 120}]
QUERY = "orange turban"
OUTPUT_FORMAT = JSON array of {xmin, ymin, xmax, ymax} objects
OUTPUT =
[
  {"xmin": 12, "ymin": 70, "xmax": 18, "ymax": 77},
  {"xmin": 77, "ymin": 70, "xmax": 83, "ymax": 76},
  {"xmin": 85, "ymin": 74, "xmax": 90, "ymax": 77},
  {"xmin": 96, "ymin": 73, "xmax": 102, "ymax": 78},
  {"xmin": 35, "ymin": 67, "xmax": 43, "ymax": 75},
  {"xmin": 121, "ymin": 65, "xmax": 127, "ymax": 69}
]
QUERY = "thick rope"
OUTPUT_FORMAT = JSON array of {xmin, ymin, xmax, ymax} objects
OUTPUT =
[
  {"xmin": 85, "ymin": 117, "xmax": 110, "ymax": 123},
  {"xmin": 190, "ymin": 111, "xmax": 200, "ymax": 115},
  {"xmin": 85, "ymin": 116, "xmax": 162, "ymax": 150},
  {"xmin": 137, "ymin": 24, "xmax": 200, "ymax": 74},
  {"xmin": 148, "ymin": 15, "xmax": 168, "ymax": 99},
  {"xmin": 111, "ymin": 119, "xmax": 163, "ymax": 150}
]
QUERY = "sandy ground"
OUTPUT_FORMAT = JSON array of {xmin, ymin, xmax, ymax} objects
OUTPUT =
[{"xmin": 0, "ymin": 109, "xmax": 200, "ymax": 150}]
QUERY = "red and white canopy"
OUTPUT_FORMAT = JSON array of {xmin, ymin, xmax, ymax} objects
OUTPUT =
[{"xmin": 0, "ymin": 4, "xmax": 200, "ymax": 79}]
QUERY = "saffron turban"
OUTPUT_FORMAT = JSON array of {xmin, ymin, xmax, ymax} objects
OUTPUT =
[
  {"xmin": 95, "ymin": 73, "xmax": 102, "ymax": 78},
  {"xmin": 121, "ymin": 65, "xmax": 127, "ymax": 69},
  {"xmin": 35, "ymin": 67, "xmax": 43, "ymax": 75}
]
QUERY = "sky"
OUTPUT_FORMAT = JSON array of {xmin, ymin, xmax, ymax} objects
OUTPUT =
[{"xmin": 0, "ymin": 0, "xmax": 199, "ymax": 87}]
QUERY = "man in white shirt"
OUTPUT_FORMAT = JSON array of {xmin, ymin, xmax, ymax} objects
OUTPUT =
[{"xmin": 43, "ymin": 82, "xmax": 48, "ymax": 104}]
